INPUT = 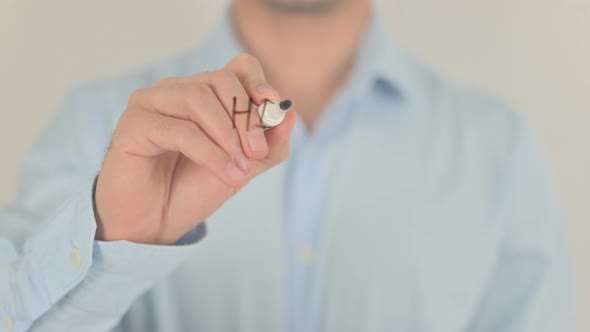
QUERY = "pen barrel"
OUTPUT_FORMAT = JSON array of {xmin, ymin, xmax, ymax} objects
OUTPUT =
[{"xmin": 255, "ymin": 100, "xmax": 289, "ymax": 129}]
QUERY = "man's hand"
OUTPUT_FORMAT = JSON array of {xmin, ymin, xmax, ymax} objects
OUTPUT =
[{"xmin": 94, "ymin": 54, "xmax": 296, "ymax": 245}]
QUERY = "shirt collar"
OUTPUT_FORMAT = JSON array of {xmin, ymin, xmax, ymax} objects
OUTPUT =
[{"xmin": 350, "ymin": 14, "xmax": 421, "ymax": 105}]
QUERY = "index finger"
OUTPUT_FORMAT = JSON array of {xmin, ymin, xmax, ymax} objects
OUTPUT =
[{"xmin": 224, "ymin": 53, "xmax": 280, "ymax": 105}]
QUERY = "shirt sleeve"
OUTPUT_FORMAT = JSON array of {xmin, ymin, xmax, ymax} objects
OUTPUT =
[
  {"xmin": 467, "ymin": 112, "xmax": 577, "ymax": 331},
  {"xmin": 0, "ymin": 85, "xmax": 205, "ymax": 332}
]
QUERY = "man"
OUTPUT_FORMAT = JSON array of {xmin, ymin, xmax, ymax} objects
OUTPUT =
[{"xmin": 0, "ymin": 0, "xmax": 576, "ymax": 331}]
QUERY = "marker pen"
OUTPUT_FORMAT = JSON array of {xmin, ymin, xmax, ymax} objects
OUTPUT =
[{"xmin": 255, "ymin": 99, "xmax": 292, "ymax": 130}]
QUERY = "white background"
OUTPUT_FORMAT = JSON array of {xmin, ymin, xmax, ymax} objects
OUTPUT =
[{"xmin": 1, "ymin": 0, "xmax": 588, "ymax": 329}]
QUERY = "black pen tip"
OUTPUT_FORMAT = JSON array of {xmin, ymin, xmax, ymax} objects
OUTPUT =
[{"xmin": 279, "ymin": 100, "xmax": 292, "ymax": 111}]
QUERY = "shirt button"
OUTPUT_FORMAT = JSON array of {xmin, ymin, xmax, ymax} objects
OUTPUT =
[
  {"xmin": 69, "ymin": 248, "xmax": 82, "ymax": 268},
  {"xmin": 299, "ymin": 247, "xmax": 314, "ymax": 265},
  {"xmin": 2, "ymin": 316, "xmax": 13, "ymax": 331}
]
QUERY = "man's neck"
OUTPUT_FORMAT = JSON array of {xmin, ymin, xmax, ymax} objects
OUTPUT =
[{"xmin": 232, "ymin": 0, "xmax": 370, "ymax": 131}]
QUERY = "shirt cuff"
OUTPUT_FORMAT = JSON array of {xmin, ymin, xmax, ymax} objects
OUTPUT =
[
  {"xmin": 27, "ymin": 177, "xmax": 98, "ymax": 306},
  {"xmin": 3, "ymin": 177, "xmax": 100, "ymax": 331},
  {"xmin": 19, "ymin": 176, "xmax": 206, "ymax": 328},
  {"xmin": 91, "ymin": 223, "xmax": 206, "ymax": 282}
]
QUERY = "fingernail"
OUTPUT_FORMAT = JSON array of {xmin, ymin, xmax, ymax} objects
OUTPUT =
[
  {"xmin": 226, "ymin": 162, "xmax": 246, "ymax": 181},
  {"xmin": 234, "ymin": 151, "xmax": 250, "ymax": 172},
  {"xmin": 248, "ymin": 128, "xmax": 268, "ymax": 153},
  {"xmin": 256, "ymin": 83, "xmax": 279, "ymax": 100}
]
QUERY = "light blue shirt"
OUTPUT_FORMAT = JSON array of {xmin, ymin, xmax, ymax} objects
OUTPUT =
[{"xmin": 0, "ymin": 13, "xmax": 577, "ymax": 332}]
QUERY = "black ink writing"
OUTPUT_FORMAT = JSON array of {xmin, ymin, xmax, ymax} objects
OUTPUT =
[{"xmin": 231, "ymin": 97, "xmax": 274, "ymax": 130}]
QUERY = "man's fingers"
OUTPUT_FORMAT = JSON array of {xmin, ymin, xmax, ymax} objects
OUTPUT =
[
  {"xmin": 249, "ymin": 110, "xmax": 297, "ymax": 175},
  {"xmin": 124, "ymin": 110, "xmax": 247, "ymax": 188},
  {"xmin": 204, "ymin": 69, "xmax": 269, "ymax": 159},
  {"xmin": 138, "ymin": 69, "xmax": 273, "ymax": 160},
  {"xmin": 129, "ymin": 53, "xmax": 289, "ymax": 171},
  {"xmin": 130, "ymin": 85, "xmax": 250, "ymax": 172},
  {"xmin": 224, "ymin": 53, "xmax": 280, "ymax": 105}
]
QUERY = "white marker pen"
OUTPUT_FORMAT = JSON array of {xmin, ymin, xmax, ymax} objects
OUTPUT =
[{"xmin": 255, "ymin": 99, "xmax": 292, "ymax": 130}]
